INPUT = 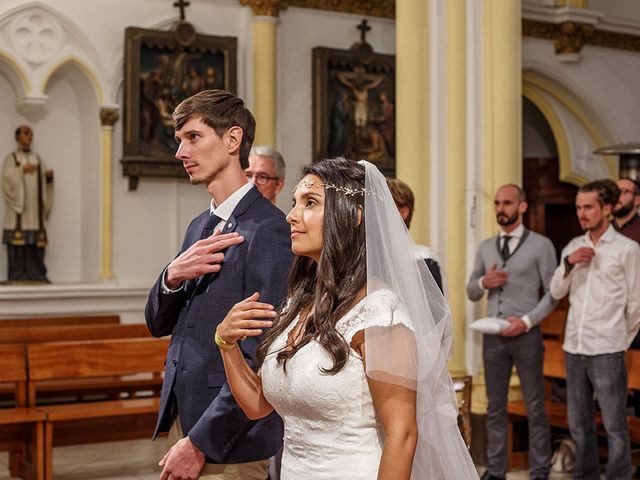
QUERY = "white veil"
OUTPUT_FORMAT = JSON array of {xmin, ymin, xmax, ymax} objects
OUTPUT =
[{"xmin": 360, "ymin": 160, "xmax": 478, "ymax": 479}]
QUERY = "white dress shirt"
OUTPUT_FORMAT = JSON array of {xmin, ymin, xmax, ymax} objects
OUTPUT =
[{"xmin": 550, "ymin": 225, "xmax": 640, "ymax": 355}]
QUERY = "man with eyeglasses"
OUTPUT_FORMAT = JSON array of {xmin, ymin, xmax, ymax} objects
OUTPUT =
[
  {"xmin": 613, "ymin": 177, "xmax": 640, "ymax": 244},
  {"xmin": 245, "ymin": 146, "xmax": 285, "ymax": 203}
]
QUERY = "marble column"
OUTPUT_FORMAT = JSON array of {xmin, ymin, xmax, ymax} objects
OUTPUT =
[
  {"xmin": 241, "ymin": 0, "xmax": 284, "ymax": 147},
  {"xmin": 396, "ymin": 0, "xmax": 430, "ymax": 244},
  {"xmin": 99, "ymin": 107, "xmax": 119, "ymax": 281}
]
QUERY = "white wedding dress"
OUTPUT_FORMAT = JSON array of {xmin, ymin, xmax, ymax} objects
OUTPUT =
[{"xmin": 261, "ymin": 292, "xmax": 404, "ymax": 480}]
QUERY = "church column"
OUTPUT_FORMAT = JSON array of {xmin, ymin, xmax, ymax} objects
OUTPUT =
[
  {"xmin": 396, "ymin": 0, "xmax": 430, "ymax": 244},
  {"xmin": 444, "ymin": 0, "xmax": 467, "ymax": 375},
  {"xmin": 241, "ymin": 0, "xmax": 284, "ymax": 147},
  {"xmin": 99, "ymin": 107, "xmax": 119, "ymax": 281},
  {"xmin": 482, "ymin": 0, "xmax": 522, "ymax": 233}
]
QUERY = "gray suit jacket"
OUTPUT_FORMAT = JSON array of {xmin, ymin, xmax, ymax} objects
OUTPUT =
[{"xmin": 467, "ymin": 228, "xmax": 557, "ymax": 327}]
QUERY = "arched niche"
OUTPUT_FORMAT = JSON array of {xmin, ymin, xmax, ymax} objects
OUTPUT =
[{"xmin": 39, "ymin": 61, "xmax": 101, "ymax": 283}]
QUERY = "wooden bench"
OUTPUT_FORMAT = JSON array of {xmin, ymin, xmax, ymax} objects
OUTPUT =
[
  {"xmin": 0, "ymin": 324, "xmax": 160, "ymax": 404},
  {"xmin": 27, "ymin": 338, "xmax": 169, "ymax": 480},
  {"xmin": 0, "ymin": 314, "xmax": 120, "ymax": 328},
  {"xmin": 0, "ymin": 344, "xmax": 45, "ymax": 480},
  {"xmin": 507, "ymin": 340, "xmax": 640, "ymax": 468},
  {"xmin": 0, "ymin": 323, "xmax": 150, "ymax": 344},
  {"xmin": 539, "ymin": 307, "xmax": 567, "ymax": 341}
]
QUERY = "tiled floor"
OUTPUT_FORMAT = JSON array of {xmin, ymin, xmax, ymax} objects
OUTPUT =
[{"xmin": 0, "ymin": 440, "xmax": 576, "ymax": 479}]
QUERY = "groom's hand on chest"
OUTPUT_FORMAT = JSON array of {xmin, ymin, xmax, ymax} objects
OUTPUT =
[{"xmin": 165, "ymin": 231, "xmax": 245, "ymax": 289}]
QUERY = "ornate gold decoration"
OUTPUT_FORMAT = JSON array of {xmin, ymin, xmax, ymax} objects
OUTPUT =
[
  {"xmin": 239, "ymin": 0, "xmax": 289, "ymax": 17},
  {"xmin": 287, "ymin": 0, "xmax": 394, "ymax": 19},
  {"xmin": 524, "ymin": 19, "xmax": 640, "ymax": 54},
  {"xmin": 99, "ymin": 108, "xmax": 119, "ymax": 127},
  {"xmin": 555, "ymin": 21, "xmax": 593, "ymax": 55}
]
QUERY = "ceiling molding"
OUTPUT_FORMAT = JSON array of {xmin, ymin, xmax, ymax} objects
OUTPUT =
[{"xmin": 286, "ymin": 0, "xmax": 394, "ymax": 19}]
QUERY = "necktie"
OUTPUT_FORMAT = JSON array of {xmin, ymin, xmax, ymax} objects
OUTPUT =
[
  {"xmin": 200, "ymin": 213, "xmax": 221, "ymax": 239},
  {"xmin": 501, "ymin": 235, "xmax": 512, "ymax": 261}
]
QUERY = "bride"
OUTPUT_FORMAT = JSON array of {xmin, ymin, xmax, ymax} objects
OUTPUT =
[{"xmin": 215, "ymin": 158, "xmax": 478, "ymax": 479}]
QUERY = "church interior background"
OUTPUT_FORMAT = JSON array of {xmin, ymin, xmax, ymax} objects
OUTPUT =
[{"xmin": 1, "ymin": 0, "xmax": 639, "ymax": 476}]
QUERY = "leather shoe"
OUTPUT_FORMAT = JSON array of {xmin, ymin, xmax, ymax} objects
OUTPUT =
[{"xmin": 480, "ymin": 472, "xmax": 505, "ymax": 480}]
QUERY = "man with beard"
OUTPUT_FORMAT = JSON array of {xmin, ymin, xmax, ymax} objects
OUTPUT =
[
  {"xmin": 467, "ymin": 184, "xmax": 557, "ymax": 480},
  {"xmin": 550, "ymin": 180, "xmax": 640, "ymax": 480},
  {"xmin": 613, "ymin": 177, "xmax": 640, "ymax": 244}
]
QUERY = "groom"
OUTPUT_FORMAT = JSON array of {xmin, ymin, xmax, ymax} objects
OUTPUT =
[{"xmin": 146, "ymin": 90, "xmax": 292, "ymax": 480}]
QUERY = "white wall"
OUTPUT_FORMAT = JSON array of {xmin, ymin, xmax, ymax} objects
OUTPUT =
[
  {"xmin": 0, "ymin": 0, "xmax": 396, "ymax": 286},
  {"xmin": 275, "ymin": 7, "xmax": 395, "ymax": 213}
]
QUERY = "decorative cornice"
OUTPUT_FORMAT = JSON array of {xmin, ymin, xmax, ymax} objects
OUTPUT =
[
  {"xmin": 99, "ymin": 107, "xmax": 119, "ymax": 127},
  {"xmin": 286, "ymin": 0, "xmax": 394, "ymax": 19},
  {"xmin": 524, "ymin": 19, "xmax": 640, "ymax": 54},
  {"xmin": 239, "ymin": 0, "xmax": 289, "ymax": 17}
]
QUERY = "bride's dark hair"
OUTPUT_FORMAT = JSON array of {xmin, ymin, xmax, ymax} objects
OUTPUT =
[{"xmin": 256, "ymin": 158, "xmax": 366, "ymax": 374}]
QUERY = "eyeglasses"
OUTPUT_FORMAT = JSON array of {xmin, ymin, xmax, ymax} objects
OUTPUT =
[
  {"xmin": 245, "ymin": 172, "xmax": 279, "ymax": 186},
  {"xmin": 620, "ymin": 188, "xmax": 638, "ymax": 196}
]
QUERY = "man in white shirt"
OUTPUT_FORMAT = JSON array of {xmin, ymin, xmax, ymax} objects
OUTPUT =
[{"xmin": 550, "ymin": 179, "xmax": 640, "ymax": 480}]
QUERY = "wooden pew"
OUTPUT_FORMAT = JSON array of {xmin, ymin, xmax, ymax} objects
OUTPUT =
[
  {"xmin": 539, "ymin": 308, "xmax": 567, "ymax": 341},
  {"xmin": 0, "ymin": 315, "xmax": 119, "ymax": 328},
  {"xmin": 27, "ymin": 338, "xmax": 169, "ymax": 480},
  {"xmin": 0, "ymin": 324, "xmax": 159, "ymax": 404},
  {"xmin": 507, "ymin": 340, "xmax": 640, "ymax": 467},
  {"xmin": 0, "ymin": 323, "xmax": 150, "ymax": 344},
  {"xmin": 0, "ymin": 344, "xmax": 44, "ymax": 480}
]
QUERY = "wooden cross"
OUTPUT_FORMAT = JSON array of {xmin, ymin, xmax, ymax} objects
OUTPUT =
[
  {"xmin": 357, "ymin": 19, "xmax": 371, "ymax": 43},
  {"xmin": 173, "ymin": 0, "xmax": 190, "ymax": 21}
]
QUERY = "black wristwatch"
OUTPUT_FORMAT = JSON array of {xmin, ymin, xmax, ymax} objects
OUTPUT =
[{"xmin": 563, "ymin": 256, "xmax": 574, "ymax": 273}]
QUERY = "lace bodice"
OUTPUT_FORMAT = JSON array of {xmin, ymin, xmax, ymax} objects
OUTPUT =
[{"xmin": 261, "ymin": 294, "xmax": 399, "ymax": 480}]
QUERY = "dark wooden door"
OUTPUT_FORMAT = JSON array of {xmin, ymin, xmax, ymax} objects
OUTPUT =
[{"xmin": 523, "ymin": 157, "xmax": 582, "ymax": 261}]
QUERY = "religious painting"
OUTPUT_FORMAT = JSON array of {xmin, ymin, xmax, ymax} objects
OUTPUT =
[
  {"xmin": 312, "ymin": 46, "xmax": 395, "ymax": 176},
  {"xmin": 121, "ymin": 25, "xmax": 237, "ymax": 190}
]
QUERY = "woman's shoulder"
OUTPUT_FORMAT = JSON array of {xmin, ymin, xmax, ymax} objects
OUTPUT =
[{"xmin": 335, "ymin": 289, "xmax": 406, "ymax": 338}]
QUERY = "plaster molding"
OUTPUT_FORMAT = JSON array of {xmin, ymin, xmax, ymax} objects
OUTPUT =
[
  {"xmin": 0, "ymin": 2, "xmax": 106, "ymax": 99},
  {"xmin": 522, "ymin": 2, "xmax": 640, "ymax": 54},
  {"xmin": 286, "ymin": 0, "xmax": 394, "ymax": 19},
  {"xmin": 239, "ymin": 0, "xmax": 288, "ymax": 17}
]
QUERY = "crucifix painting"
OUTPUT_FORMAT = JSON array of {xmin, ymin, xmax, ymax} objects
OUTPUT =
[{"xmin": 313, "ymin": 20, "xmax": 396, "ymax": 176}]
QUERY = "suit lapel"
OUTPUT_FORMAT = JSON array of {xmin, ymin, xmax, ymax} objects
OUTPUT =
[{"xmin": 192, "ymin": 185, "xmax": 262, "ymax": 293}]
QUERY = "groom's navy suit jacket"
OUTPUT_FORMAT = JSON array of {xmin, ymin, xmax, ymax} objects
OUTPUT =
[{"xmin": 146, "ymin": 186, "xmax": 292, "ymax": 464}]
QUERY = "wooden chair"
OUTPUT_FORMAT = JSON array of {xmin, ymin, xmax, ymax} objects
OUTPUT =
[
  {"xmin": 453, "ymin": 375, "xmax": 472, "ymax": 449},
  {"xmin": 0, "ymin": 344, "xmax": 44, "ymax": 480}
]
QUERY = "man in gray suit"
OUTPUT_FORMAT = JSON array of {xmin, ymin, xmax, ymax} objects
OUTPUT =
[{"xmin": 467, "ymin": 184, "xmax": 557, "ymax": 480}]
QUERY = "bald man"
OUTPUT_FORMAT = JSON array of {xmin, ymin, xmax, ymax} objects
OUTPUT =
[{"xmin": 467, "ymin": 184, "xmax": 557, "ymax": 480}]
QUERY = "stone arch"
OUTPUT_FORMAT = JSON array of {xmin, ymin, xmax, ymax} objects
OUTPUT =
[
  {"xmin": 523, "ymin": 64, "xmax": 619, "ymax": 184},
  {"xmin": 0, "ymin": 49, "xmax": 30, "ymax": 97},
  {"xmin": 41, "ymin": 55, "xmax": 104, "ymax": 104}
]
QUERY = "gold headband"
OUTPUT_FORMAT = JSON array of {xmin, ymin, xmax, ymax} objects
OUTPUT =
[{"xmin": 293, "ymin": 178, "xmax": 366, "ymax": 196}]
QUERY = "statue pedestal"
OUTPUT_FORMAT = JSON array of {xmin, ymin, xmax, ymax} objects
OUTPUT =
[{"xmin": 0, "ymin": 283, "xmax": 149, "ymax": 324}]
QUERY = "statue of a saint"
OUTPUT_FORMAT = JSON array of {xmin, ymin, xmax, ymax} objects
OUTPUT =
[{"xmin": 2, "ymin": 125, "xmax": 53, "ymax": 282}]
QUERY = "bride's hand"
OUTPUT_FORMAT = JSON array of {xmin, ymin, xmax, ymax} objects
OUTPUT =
[{"xmin": 217, "ymin": 292, "xmax": 277, "ymax": 344}]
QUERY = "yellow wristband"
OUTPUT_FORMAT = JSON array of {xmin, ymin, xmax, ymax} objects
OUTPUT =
[{"xmin": 215, "ymin": 329, "xmax": 237, "ymax": 350}]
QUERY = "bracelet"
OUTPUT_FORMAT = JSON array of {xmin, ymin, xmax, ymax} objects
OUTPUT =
[
  {"xmin": 215, "ymin": 329, "xmax": 237, "ymax": 350},
  {"xmin": 563, "ymin": 256, "xmax": 575, "ymax": 273}
]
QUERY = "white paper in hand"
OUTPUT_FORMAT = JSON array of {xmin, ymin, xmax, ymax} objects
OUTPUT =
[{"xmin": 469, "ymin": 317, "xmax": 510, "ymax": 334}]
